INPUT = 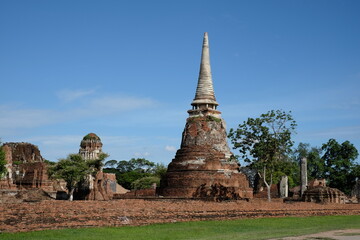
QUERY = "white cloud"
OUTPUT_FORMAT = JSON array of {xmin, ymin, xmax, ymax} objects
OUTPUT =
[
  {"xmin": 16, "ymin": 135, "xmax": 154, "ymax": 161},
  {"xmin": 90, "ymin": 96, "xmax": 156, "ymax": 113},
  {"xmin": 101, "ymin": 136, "xmax": 144, "ymax": 145},
  {"xmin": 0, "ymin": 94, "xmax": 158, "ymax": 134},
  {"xmin": 24, "ymin": 135, "xmax": 82, "ymax": 146},
  {"xmin": 18, "ymin": 135, "xmax": 84, "ymax": 160},
  {"xmin": 134, "ymin": 152, "xmax": 150, "ymax": 157},
  {"xmin": 165, "ymin": 145, "xmax": 177, "ymax": 152},
  {"xmin": 57, "ymin": 89, "xmax": 96, "ymax": 102},
  {"xmin": 300, "ymin": 126, "xmax": 360, "ymax": 140},
  {"xmin": 0, "ymin": 105, "xmax": 61, "ymax": 129}
]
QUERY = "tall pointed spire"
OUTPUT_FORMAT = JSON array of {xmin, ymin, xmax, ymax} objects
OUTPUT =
[
  {"xmin": 159, "ymin": 32, "xmax": 253, "ymax": 200},
  {"xmin": 191, "ymin": 32, "xmax": 218, "ymax": 107}
]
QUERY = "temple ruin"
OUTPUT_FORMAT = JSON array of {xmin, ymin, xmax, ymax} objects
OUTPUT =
[
  {"xmin": 303, "ymin": 186, "xmax": 346, "ymax": 204},
  {"xmin": 79, "ymin": 133, "xmax": 103, "ymax": 160},
  {"xmin": 0, "ymin": 142, "xmax": 53, "ymax": 191},
  {"xmin": 77, "ymin": 133, "xmax": 127, "ymax": 200},
  {"xmin": 159, "ymin": 33, "xmax": 253, "ymax": 200}
]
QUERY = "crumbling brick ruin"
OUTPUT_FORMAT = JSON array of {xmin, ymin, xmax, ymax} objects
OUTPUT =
[
  {"xmin": 0, "ymin": 142, "xmax": 53, "ymax": 191},
  {"xmin": 79, "ymin": 133, "xmax": 103, "ymax": 160},
  {"xmin": 159, "ymin": 33, "xmax": 253, "ymax": 200},
  {"xmin": 77, "ymin": 133, "xmax": 124, "ymax": 200},
  {"xmin": 85, "ymin": 171, "xmax": 118, "ymax": 201},
  {"xmin": 303, "ymin": 186, "xmax": 346, "ymax": 204}
]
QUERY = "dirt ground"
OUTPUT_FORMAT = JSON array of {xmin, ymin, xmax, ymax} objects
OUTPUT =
[
  {"xmin": 271, "ymin": 229, "xmax": 360, "ymax": 240},
  {"xmin": 1, "ymin": 198, "xmax": 359, "ymax": 233}
]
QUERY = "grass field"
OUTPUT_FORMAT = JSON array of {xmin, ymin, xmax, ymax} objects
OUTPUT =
[{"xmin": 1, "ymin": 215, "xmax": 360, "ymax": 240}]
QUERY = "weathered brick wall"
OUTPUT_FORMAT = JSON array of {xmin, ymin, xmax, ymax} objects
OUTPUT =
[
  {"xmin": 253, "ymin": 184, "xmax": 279, "ymax": 199},
  {"xmin": 1, "ymin": 143, "xmax": 54, "ymax": 191},
  {"xmin": 85, "ymin": 172, "xmax": 116, "ymax": 201},
  {"xmin": 303, "ymin": 186, "xmax": 346, "ymax": 204},
  {"xmin": 1, "ymin": 199, "xmax": 359, "ymax": 232},
  {"xmin": 160, "ymin": 117, "xmax": 253, "ymax": 200}
]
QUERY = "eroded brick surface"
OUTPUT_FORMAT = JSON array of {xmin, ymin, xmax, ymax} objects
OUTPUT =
[
  {"xmin": 160, "ymin": 117, "xmax": 253, "ymax": 199},
  {"xmin": 1, "ymin": 199, "xmax": 359, "ymax": 232},
  {"xmin": 0, "ymin": 143, "xmax": 53, "ymax": 191}
]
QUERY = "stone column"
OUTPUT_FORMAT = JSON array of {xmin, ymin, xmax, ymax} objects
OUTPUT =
[
  {"xmin": 279, "ymin": 175, "xmax": 288, "ymax": 198},
  {"xmin": 352, "ymin": 179, "xmax": 360, "ymax": 203},
  {"xmin": 300, "ymin": 157, "xmax": 308, "ymax": 197}
]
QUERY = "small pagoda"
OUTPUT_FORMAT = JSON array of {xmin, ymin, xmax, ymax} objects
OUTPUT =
[
  {"xmin": 159, "ymin": 33, "xmax": 253, "ymax": 200},
  {"xmin": 79, "ymin": 133, "xmax": 103, "ymax": 160}
]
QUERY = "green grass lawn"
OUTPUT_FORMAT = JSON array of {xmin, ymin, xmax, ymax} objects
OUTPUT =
[{"xmin": 1, "ymin": 215, "xmax": 360, "ymax": 240}]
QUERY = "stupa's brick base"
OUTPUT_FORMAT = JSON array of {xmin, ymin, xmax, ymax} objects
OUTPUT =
[
  {"xmin": 160, "ymin": 117, "xmax": 253, "ymax": 200},
  {"xmin": 161, "ymin": 170, "xmax": 252, "ymax": 199}
]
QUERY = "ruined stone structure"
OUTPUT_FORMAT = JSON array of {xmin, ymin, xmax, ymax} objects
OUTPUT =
[
  {"xmin": 300, "ymin": 157, "xmax": 308, "ymax": 196},
  {"xmin": 85, "ymin": 171, "xmax": 118, "ymax": 201},
  {"xmin": 0, "ymin": 144, "xmax": 17, "ymax": 189},
  {"xmin": 308, "ymin": 178, "xmax": 326, "ymax": 188},
  {"xmin": 159, "ymin": 33, "xmax": 253, "ymax": 200},
  {"xmin": 79, "ymin": 133, "xmax": 103, "ymax": 160},
  {"xmin": 351, "ymin": 179, "xmax": 360, "ymax": 202},
  {"xmin": 0, "ymin": 142, "xmax": 53, "ymax": 191},
  {"xmin": 279, "ymin": 176, "xmax": 288, "ymax": 198},
  {"xmin": 77, "ymin": 133, "xmax": 126, "ymax": 200},
  {"xmin": 303, "ymin": 186, "xmax": 346, "ymax": 204}
]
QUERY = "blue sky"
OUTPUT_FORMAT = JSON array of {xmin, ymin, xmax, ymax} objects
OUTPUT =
[{"xmin": 1, "ymin": 0, "xmax": 359, "ymax": 165}]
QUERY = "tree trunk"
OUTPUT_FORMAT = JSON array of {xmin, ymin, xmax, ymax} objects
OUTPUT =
[
  {"xmin": 68, "ymin": 188, "xmax": 75, "ymax": 201},
  {"xmin": 263, "ymin": 166, "xmax": 271, "ymax": 202}
]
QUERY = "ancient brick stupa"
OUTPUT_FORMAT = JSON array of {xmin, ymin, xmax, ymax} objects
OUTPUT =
[
  {"xmin": 79, "ymin": 133, "xmax": 103, "ymax": 160},
  {"xmin": 159, "ymin": 33, "xmax": 253, "ymax": 200}
]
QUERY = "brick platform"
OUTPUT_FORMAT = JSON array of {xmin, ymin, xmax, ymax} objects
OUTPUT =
[{"xmin": 1, "ymin": 199, "xmax": 359, "ymax": 232}]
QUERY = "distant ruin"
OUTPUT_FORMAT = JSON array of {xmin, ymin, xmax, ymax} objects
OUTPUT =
[
  {"xmin": 303, "ymin": 186, "xmax": 346, "ymax": 204},
  {"xmin": 77, "ymin": 133, "xmax": 127, "ymax": 200},
  {"xmin": 79, "ymin": 133, "xmax": 103, "ymax": 160},
  {"xmin": 0, "ymin": 135, "xmax": 125, "ymax": 202},
  {"xmin": 159, "ymin": 33, "xmax": 253, "ymax": 200},
  {"xmin": 0, "ymin": 142, "xmax": 53, "ymax": 191}
]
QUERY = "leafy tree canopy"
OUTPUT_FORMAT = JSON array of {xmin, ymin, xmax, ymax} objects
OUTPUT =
[
  {"xmin": 48, "ymin": 153, "xmax": 108, "ymax": 200},
  {"xmin": 294, "ymin": 140, "xmax": 359, "ymax": 195},
  {"xmin": 228, "ymin": 110, "xmax": 297, "ymax": 201},
  {"xmin": 321, "ymin": 139, "xmax": 358, "ymax": 195},
  {"xmin": 131, "ymin": 176, "xmax": 160, "ymax": 190},
  {"xmin": 104, "ymin": 159, "xmax": 118, "ymax": 168},
  {"xmin": 103, "ymin": 158, "xmax": 167, "ymax": 190},
  {"xmin": 0, "ymin": 141, "xmax": 7, "ymax": 177}
]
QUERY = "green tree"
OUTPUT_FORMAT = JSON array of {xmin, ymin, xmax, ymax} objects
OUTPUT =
[
  {"xmin": 87, "ymin": 153, "xmax": 109, "ymax": 175},
  {"xmin": 321, "ymin": 139, "xmax": 359, "ymax": 195},
  {"xmin": 272, "ymin": 158, "xmax": 299, "ymax": 188},
  {"xmin": 49, "ymin": 154, "xmax": 89, "ymax": 201},
  {"xmin": 153, "ymin": 163, "xmax": 167, "ymax": 180},
  {"xmin": 294, "ymin": 140, "xmax": 359, "ymax": 195},
  {"xmin": 116, "ymin": 160, "xmax": 134, "ymax": 173},
  {"xmin": 127, "ymin": 158, "xmax": 156, "ymax": 173},
  {"xmin": 117, "ymin": 171, "xmax": 149, "ymax": 189},
  {"xmin": 49, "ymin": 153, "xmax": 108, "ymax": 201},
  {"xmin": 293, "ymin": 143, "xmax": 324, "ymax": 180},
  {"xmin": 104, "ymin": 159, "xmax": 118, "ymax": 168},
  {"xmin": 103, "ymin": 158, "xmax": 167, "ymax": 190},
  {"xmin": 228, "ymin": 110, "xmax": 297, "ymax": 201},
  {"xmin": 0, "ymin": 142, "xmax": 7, "ymax": 177},
  {"xmin": 131, "ymin": 176, "xmax": 160, "ymax": 190},
  {"xmin": 116, "ymin": 158, "xmax": 156, "ymax": 189}
]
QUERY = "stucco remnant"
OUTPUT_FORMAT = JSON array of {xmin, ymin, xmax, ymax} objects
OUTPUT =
[{"xmin": 159, "ymin": 33, "xmax": 252, "ymax": 200}]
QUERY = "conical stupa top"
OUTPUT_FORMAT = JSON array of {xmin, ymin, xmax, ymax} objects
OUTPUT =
[{"xmin": 191, "ymin": 32, "xmax": 219, "ymax": 106}]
